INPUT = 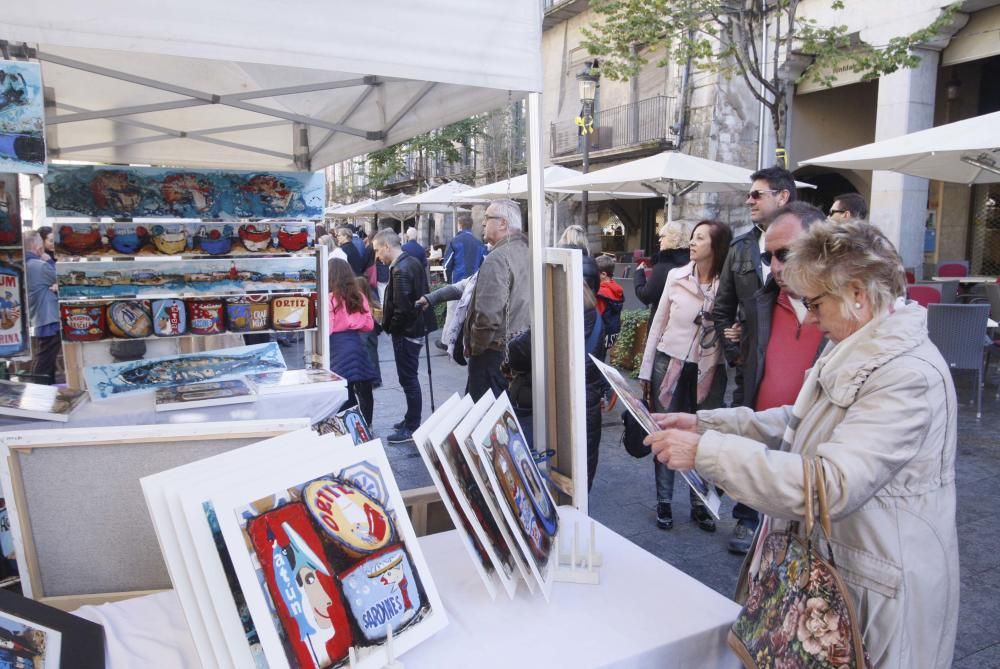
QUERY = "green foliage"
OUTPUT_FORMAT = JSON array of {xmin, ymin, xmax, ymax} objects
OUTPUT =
[
  {"xmin": 581, "ymin": 0, "xmax": 961, "ymax": 150},
  {"xmin": 610, "ymin": 308, "xmax": 649, "ymax": 375},
  {"xmin": 366, "ymin": 117, "xmax": 487, "ymax": 191}
]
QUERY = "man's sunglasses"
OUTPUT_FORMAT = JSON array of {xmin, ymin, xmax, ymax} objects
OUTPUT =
[
  {"xmin": 829, "ymin": 208, "xmax": 848, "ymax": 216},
  {"xmin": 747, "ymin": 189, "xmax": 783, "ymax": 200},
  {"xmin": 760, "ymin": 248, "xmax": 790, "ymax": 266}
]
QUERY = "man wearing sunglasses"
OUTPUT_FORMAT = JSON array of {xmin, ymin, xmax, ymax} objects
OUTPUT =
[
  {"xmin": 710, "ymin": 165, "xmax": 796, "ymax": 553},
  {"xmin": 828, "ymin": 192, "xmax": 868, "ymax": 222}
]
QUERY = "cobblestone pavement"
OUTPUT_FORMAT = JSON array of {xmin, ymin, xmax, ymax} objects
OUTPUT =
[{"xmin": 365, "ymin": 332, "xmax": 1000, "ymax": 666}]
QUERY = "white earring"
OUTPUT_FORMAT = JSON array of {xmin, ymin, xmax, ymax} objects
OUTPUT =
[{"xmin": 854, "ymin": 302, "xmax": 861, "ymax": 309}]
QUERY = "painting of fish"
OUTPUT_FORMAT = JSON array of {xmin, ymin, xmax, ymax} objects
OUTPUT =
[{"xmin": 0, "ymin": 61, "xmax": 47, "ymax": 174}]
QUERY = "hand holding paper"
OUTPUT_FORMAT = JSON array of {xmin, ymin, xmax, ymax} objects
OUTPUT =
[
  {"xmin": 650, "ymin": 412, "xmax": 697, "ymax": 432},
  {"xmin": 645, "ymin": 428, "xmax": 700, "ymax": 470}
]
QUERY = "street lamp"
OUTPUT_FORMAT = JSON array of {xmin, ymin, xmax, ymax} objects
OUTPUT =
[{"xmin": 576, "ymin": 60, "xmax": 600, "ymax": 230}]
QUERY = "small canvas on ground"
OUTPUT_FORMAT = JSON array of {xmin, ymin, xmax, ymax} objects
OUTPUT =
[
  {"xmin": 0, "ymin": 380, "xmax": 87, "ymax": 422},
  {"xmin": 590, "ymin": 355, "xmax": 722, "ymax": 518},
  {"xmin": 247, "ymin": 368, "xmax": 345, "ymax": 395},
  {"xmin": 154, "ymin": 378, "xmax": 257, "ymax": 412}
]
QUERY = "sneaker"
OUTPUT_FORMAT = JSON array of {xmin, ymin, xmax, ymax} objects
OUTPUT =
[
  {"xmin": 655, "ymin": 502, "xmax": 673, "ymax": 530},
  {"xmin": 727, "ymin": 521, "xmax": 756, "ymax": 555},
  {"xmin": 386, "ymin": 428, "xmax": 414, "ymax": 444},
  {"xmin": 690, "ymin": 506, "xmax": 716, "ymax": 533},
  {"xmin": 392, "ymin": 419, "xmax": 406, "ymax": 430}
]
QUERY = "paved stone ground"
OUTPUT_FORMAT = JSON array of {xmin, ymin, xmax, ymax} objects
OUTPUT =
[{"xmin": 360, "ymin": 332, "xmax": 1000, "ymax": 666}]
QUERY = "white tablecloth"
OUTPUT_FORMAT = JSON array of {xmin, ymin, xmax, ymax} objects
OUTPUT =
[
  {"xmin": 0, "ymin": 383, "xmax": 347, "ymax": 432},
  {"xmin": 73, "ymin": 508, "xmax": 741, "ymax": 668}
]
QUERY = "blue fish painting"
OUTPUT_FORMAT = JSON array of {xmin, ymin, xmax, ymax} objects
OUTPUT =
[
  {"xmin": 0, "ymin": 61, "xmax": 46, "ymax": 174},
  {"xmin": 84, "ymin": 341, "xmax": 286, "ymax": 400},
  {"xmin": 45, "ymin": 165, "xmax": 325, "ymax": 219}
]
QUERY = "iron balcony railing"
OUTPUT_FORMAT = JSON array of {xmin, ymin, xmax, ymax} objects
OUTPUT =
[{"xmin": 550, "ymin": 95, "xmax": 677, "ymax": 159}]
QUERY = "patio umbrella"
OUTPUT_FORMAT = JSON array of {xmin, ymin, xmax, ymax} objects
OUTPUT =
[
  {"xmin": 400, "ymin": 182, "xmax": 481, "ymax": 239},
  {"xmin": 799, "ymin": 111, "xmax": 1000, "ymax": 184},
  {"xmin": 458, "ymin": 165, "xmax": 647, "ymax": 201}
]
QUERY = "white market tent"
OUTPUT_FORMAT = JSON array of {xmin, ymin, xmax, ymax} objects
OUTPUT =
[
  {"xmin": 799, "ymin": 111, "xmax": 1000, "ymax": 184},
  {"xmin": 400, "ymin": 181, "xmax": 488, "ymax": 205},
  {"xmin": 1, "ymin": 0, "xmax": 542, "ymax": 171}
]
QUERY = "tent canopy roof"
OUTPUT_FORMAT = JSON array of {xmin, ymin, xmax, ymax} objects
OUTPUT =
[{"xmin": 3, "ymin": 0, "xmax": 542, "ymax": 171}]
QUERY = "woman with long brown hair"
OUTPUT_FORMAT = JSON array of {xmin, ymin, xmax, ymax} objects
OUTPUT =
[
  {"xmin": 638, "ymin": 219, "xmax": 732, "ymax": 531},
  {"xmin": 327, "ymin": 257, "xmax": 378, "ymax": 426}
]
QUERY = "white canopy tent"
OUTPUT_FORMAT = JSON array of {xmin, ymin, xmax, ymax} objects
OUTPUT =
[
  {"xmin": 1, "ymin": 0, "xmax": 542, "ymax": 171},
  {"xmin": 400, "ymin": 181, "xmax": 488, "ymax": 206},
  {"xmin": 799, "ymin": 111, "xmax": 1000, "ymax": 184}
]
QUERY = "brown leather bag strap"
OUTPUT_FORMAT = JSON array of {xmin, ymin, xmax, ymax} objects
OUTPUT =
[
  {"xmin": 801, "ymin": 456, "xmax": 814, "ymax": 537},
  {"xmin": 813, "ymin": 457, "xmax": 832, "ymax": 536}
]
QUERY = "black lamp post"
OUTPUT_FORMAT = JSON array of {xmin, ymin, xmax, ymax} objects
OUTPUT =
[{"xmin": 576, "ymin": 60, "xmax": 600, "ymax": 230}]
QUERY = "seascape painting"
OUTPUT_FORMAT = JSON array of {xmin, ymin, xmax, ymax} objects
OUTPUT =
[
  {"xmin": 54, "ymin": 220, "xmax": 316, "ymax": 258},
  {"xmin": 0, "ymin": 60, "xmax": 47, "ymax": 174},
  {"xmin": 57, "ymin": 256, "xmax": 317, "ymax": 300},
  {"xmin": 212, "ymin": 442, "xmax": 446, "ymax": 669},
  {"xmin": 45, "ymin": 165, "xmax": 324, "ymax": 219},
  {"xmin": 84, "ymin": 341, "xmax": 286, "ymax": 400}
]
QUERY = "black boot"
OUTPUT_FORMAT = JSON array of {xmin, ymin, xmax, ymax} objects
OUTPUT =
[
  {"xmin": 656, "ymin": 502, "xmax": 673, "ymax": 530},
  {"xmin": 691, "ymin": 505, "xmax": 716, "ymax": 533}
]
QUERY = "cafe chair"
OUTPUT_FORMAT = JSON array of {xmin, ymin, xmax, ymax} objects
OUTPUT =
[
  {"xmin": 936, "ymin": 260, "xmax": 970, "ymax": 278},
  {"xmin": 927, "ymin": 303, "xmax": 991, "ymax": 418},
  {"xmin": 907, "ymin": 284, "xmax": 942, "ymax": 307}
]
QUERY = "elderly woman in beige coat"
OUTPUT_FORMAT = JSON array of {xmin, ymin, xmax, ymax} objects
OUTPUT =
[{"xmin": 646, "ymin": 220, "xmax": 959, "ymax": 668}]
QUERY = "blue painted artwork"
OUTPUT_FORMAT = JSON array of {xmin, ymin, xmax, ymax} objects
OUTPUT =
[
  {"xmin": 0, "ymin": 60, "xmax": 46, "ymax": 174},
  {"xmin": 57, "ymin": 256, "xmax": 317, "ymax": 300},
  {"xmin": 45, "ymin": 166, "xmax": 325, "ymax": 219},
  {"xmin": 84, "ymin": 341, "xmax": 286, "ymax": 400}
]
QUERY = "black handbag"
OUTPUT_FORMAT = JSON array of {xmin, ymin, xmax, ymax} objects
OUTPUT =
[{"xmin": 620, "ymin": 400, "xmax": 652, "ymax": 458}]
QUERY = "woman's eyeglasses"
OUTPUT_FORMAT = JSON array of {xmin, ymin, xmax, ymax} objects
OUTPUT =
[
  {"xmin": 760, "ymin": 248, "xmax": 789, "ymax": 266},
  {"xmin": 800, "ymin": 293, "xmax": 828, "ymax": 314}
]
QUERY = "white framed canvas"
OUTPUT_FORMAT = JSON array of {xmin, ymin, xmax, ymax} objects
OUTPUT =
[
  {"xmin": 453, "ymin": 392, "xmax": 535, "ymax": 596},
  {"xmin": 412, "ymin": 394, "xmax": 500, "ymax": 601},
  {"xmin": 0, "ymin": 380, "xmax": 87, "ymax": 422},
  {"xmin": 154, "ymin": 378, "xmax": 257, "ymax": 412},
  {"xmin": 430, "ymin": 392, "xmax": 524, "ymax": 600},
  {"xmin": 470, "ymin": 392, "xmax": 559, "ymax": 601},
  {"xmin": 207, "ymin": 440, "xmax": 446, "ymax": 669},
  {"xmin": 142, "ymin": 427, "xmax": 344, "ymax": 669}
]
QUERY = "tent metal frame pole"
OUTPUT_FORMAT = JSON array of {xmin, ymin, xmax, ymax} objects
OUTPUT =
[
  {"xmin": 381, "ymin": 82, "xmax": 436, "ymax": 136},
  {"xmin": 310, "ymin": 85, "xmax": 377, "ymax": 159},
  {"xmin": 526, "ymin": 92, "xmax": 547, "ymax": 468}
]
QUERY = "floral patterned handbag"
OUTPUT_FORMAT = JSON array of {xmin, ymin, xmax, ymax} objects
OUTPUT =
[{"xmin": 727, "ymin": 457, "xmax": 871, "ymax": 668}]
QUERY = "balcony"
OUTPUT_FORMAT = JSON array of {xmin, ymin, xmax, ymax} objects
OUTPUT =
[
  {"xmin": 550, "ymin": 95, "xmax": 677, "ymax": 164},
  {"xmin": 543, "ymin": 0, "xmax": 589, "ymax": 30}
]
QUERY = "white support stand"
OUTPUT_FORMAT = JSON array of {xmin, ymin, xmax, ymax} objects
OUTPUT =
[
  {"xmin": 552, "ymin": 520, "xmax": 602, "ymax": 585},
  {"xmin": 382, "ymin": 624, "xmax": 403, "ymax": 669}
]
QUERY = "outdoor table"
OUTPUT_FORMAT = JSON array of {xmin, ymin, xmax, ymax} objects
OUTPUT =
[
  {"xmin": 73, "ymin": 506, "xmax": 741, "ymax": 668},
  {"xmin": 931, "ymin": 275, "xmax": 998, "ymax": 283}
]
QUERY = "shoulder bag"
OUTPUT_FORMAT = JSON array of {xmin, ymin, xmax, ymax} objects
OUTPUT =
[{"xmin": 727, "ymin": 457, "xmax": 870, "ymax": 669}]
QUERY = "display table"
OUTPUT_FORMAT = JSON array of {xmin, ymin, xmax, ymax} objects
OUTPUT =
[
  {"xmin": 73, "ymin": 507, "xmax": 741, "ymax": 668},
  {"xmin": 0, "ymin": 382, "xmax": 347, "ymax": 432}
]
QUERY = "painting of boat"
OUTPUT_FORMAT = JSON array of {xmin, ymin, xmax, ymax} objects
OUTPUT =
[
  {"xmin": 193, "ymin": 225, "xmax": 235, "ymax": 256},
  {"xmin": 151, "ymin": 225, "xmax": 188, "ymax": 255},
  {"xmin": 84, "ymin": 341, "xmax": 286, "ymax": 399},
  {"xmin": 239, "ymin": 223, "xmax": 272, "ymax": 252},
  {"xmin": 107, "ymin": 225, "xmax": 150, "ymax": 255},
  {"xmin": 277, "ymin": 225, "xmax": 309, "ymax": 252},
  {"xmin": 58, "ymin": 224, "xmax": 103, "ymax": 254}
]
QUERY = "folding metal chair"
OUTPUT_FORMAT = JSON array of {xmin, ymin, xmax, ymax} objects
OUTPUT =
[
  {"xmin": 936, "ymin": 260, "xmax": 970, "ymax": 278},
  {"xmin": 927, "ymin": 303, "xmax": 991, "ymax": 418}
]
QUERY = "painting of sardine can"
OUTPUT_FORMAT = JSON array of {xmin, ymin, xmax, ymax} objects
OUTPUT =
[
  {"xmin": 83, "ymin": 341, "xmax": 286, "ymax": 400},
  {"xmin": 0, "ymin": 609, "xmax": 62, "ymax": 668},
  {"xmin": 226, "ymin": 443, "xmax": 445, "ymax": 668},
  {"xmin": 0, "ymin": 61, "xmax": 47, "ymax": 174},
  {"xmin": 471, "ymin": 394, "xmax": 559, "ymax": 595}
]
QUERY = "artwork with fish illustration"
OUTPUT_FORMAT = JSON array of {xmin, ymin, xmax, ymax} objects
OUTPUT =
[
  {"xmin": 45, "ymin": 165, "xmax": 324, "ymax": 218},
  {"xmin": 83, "ymin": 341, "xmax": 286, "ymax": 400},
  {"xmin": 53, "ymin": 220, "xmax": 316, "ymax": 258},
  {"xmin": 57, "ymin": 256, "xmax": 317, "ymax": 300},
  {"xmin": 0, "ymin": 60, "xmax": 47, "ymax": 174},
  {"xmin": 208, "ymin": 441, "xmax": 446, "ymax": 669}
]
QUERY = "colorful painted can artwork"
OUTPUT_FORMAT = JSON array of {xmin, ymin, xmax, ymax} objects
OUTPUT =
[
  {"xmin": 0, "ymin": 261, "xmax": 28, "ymax": 358},
  {"xmin": 247, "ymin": 295, "xmax": 271, "ymax": 331},
  {"xmin": 303, "ymin": 479, "xmax": 394, "ymax": 558},
  {"xmin": 271, "ymin": 295, "xmax": 312, "ymax": 331},
  {"xmin": 224, "ymin": 296, "xmax": 270, "ymax": 333},
  {"xmin": 107, "ymin": 224, "xmax": 149, "ymax": 255},
  {"xmin": 277, "ymin": 224, "xmax": 310, "ymax": 252},
  {"xmin": 246, "ymin": 503, "xmax": 353, "ymax": 669},
  {"xmin": 106, "ymin": 300, "xmax": 153, "ymax": 338},
  {"xmin": 339, "ymin": 544, "xmax": 425, "ymax": 643},
  {"xmin": 152, "ymin": 299, "xmax": 187, "ymax": 337},
  {"xmin": 187, "ymin": 299, "xmax": 225, "ymax": 335},
  {"xmin": 60, "ymin": 303, "xmax": 106, "ymax": 341}
]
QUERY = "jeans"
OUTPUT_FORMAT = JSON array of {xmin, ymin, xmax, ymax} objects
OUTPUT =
[
  {"xmin": 391, "ymin": 335, "xmax": 422, "ymax": 429},
  {"xmin": 466, "ymin": 349, "xmax": 507, "ymax": 401},
  {"xmin": 651, "ymin": 351, "xmax": 726, "ymax": 505}
]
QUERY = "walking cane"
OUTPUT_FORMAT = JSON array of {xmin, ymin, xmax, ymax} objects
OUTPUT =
[{"xmin": 424, "ymin": 331, "xmax": 436, "ymax": 411}]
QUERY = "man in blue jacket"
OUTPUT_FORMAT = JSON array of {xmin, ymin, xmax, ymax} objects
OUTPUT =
[
  {"xmin": 24, "ymin": 229, "xmax": 60, "ymax": 384},
  {"xmin": 439, "ymin": 215, "xmax": 485, "ymax": 349}
]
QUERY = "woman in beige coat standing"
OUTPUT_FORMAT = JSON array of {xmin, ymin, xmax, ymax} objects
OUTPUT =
[{"xmin": 646, "ymin": 220, "xmax": 959, "ymax": 668}]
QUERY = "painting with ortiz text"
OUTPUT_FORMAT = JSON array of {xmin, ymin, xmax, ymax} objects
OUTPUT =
[
  {"xmin": 45, "ymin": 165, "xmax": 324, "ymax": 219},
  {"xmin": 0, "ymin": 60, "xmax": 47, "ymax": 174},
  {"xmin": 0, "ymin": 252, "xmax": 29, "ymax": 360},
  {"xmin": 216, "ymin": 443, "xmax": 445, "ymax": 669}
]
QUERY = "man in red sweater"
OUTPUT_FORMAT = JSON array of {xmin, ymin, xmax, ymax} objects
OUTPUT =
[{"xmin": 727, "ymin": 201, "xmax": 827, "ymax": 554}]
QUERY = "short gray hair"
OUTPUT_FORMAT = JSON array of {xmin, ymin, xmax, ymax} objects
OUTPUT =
[
  {"xmin": 23, "ymin": 228, "xmax": 42, "ymax": 250},
  {"xmin": 405, "ymin": 227, "xmax": 418, "ymax": 241},
  {"xmin": 372, "ymin": 228, "xmax": 401, "ymax": 249},
  {"xmin": 783, "ymin": 219, "xmax": 906, "ymax": 319},
  {"xmin": 335, "ymin": 226, "xmax": 353, "ymax": 241},
  {"xmin": 488, "ymin": 199, "xmax": 522, "ymax": 231}
]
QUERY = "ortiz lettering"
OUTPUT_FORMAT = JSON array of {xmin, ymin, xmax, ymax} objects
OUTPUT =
[
  {"xmin": 361, "ymin": 595, "xmax": 403, "ymax": 631},
  {"xmin": 313, "ymin": 483, "xmax": 355, "ymax": 533}
]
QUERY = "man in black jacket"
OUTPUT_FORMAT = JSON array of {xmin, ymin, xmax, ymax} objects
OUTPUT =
[
  {"xmin": 373, "ymin": 229, "xmax": 433, "ymax": 443},
  {"xmin": 710, "ymin": 165, "xmax": 796, "ymax": 553},
  {"xmin": 336, "ymin": 226, "xmax": 366, "ymax": 276}
]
